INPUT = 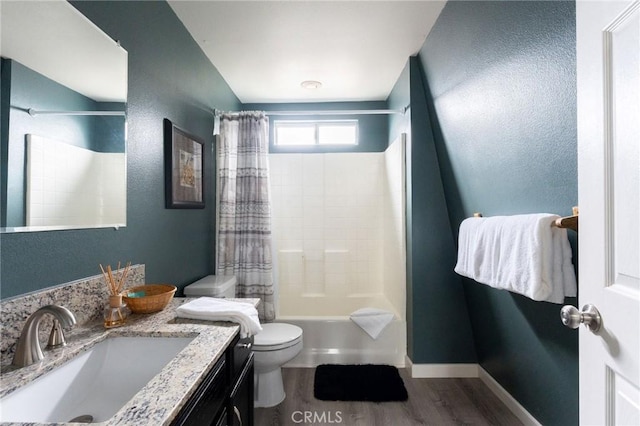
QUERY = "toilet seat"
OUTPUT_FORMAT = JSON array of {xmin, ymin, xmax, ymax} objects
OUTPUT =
[{"xmin": 253, "ymin": 323, "xmax": 303, "ymax": 351}]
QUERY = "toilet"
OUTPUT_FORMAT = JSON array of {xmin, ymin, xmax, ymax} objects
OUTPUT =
[
  {"xmin": 253, "ymin": 322, "xmax": 303, "ymax": 408},
  {"xmin": 183, "ymin": 275, "xmax": 303, "ymax": 408}
]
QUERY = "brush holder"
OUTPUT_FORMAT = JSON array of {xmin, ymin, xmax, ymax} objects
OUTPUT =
[{"xmin": 103, "ymin": 295, "xmax": 130, "ymax": 328}]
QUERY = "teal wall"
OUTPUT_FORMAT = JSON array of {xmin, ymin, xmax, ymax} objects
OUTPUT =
[
  {"xmin": 388, "ymin": 58, "xmax": 477, "ymax": 364},
  {"xmin": 0, "ymin": 1, "xmax": 240, "ymax": 298},
  {"xmin": 416, "ymin": 1, "xmax": 578, "ymax": 424},
  {"xmin": 244, "ymin": 101, "xmax": 389, "ymax": 153}
]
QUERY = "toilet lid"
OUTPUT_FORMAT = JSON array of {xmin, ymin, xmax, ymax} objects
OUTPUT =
[{"xmin": 254, "ymin": 323, "xmax": 302, "ymax": 350}]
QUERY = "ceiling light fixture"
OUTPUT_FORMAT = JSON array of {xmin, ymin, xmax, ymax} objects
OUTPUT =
[{"xmin": 301, "ymin": 80, "xmax": 322, "ymax": 90}]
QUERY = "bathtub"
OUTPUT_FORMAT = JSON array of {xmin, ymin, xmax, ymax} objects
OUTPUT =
[{"xmin": 277, "ymin": 294, "xmax": 406, "ymax": 368}]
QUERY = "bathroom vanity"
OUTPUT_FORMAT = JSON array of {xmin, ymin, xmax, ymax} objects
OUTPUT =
[
  {"xmin": 172, "ymin": 334, "xmax": 254, "ymax": 426},
  {"xmin": 0, "ymin": 296, "xmax": 257, "ymax": 426}
]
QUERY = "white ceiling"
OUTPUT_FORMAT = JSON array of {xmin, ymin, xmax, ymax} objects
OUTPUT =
[{"xmin": 168, "ymin": 1, "xmax": 446, "ymax": 104}]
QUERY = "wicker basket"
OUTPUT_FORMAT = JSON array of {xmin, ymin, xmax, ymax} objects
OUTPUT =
[{"xmin": 122, "ymin": 284, "xmax": 176, "ymax": 314}]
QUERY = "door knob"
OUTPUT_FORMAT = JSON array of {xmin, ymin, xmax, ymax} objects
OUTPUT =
[{"xmin": 560, "ymin": 304, "xmax": 602, "ymax": 332}]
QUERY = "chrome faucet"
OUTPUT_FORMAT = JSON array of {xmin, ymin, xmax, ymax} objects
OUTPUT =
[{"xmin": 12, "ymin": 305, "xmax": 76, "ymax": 368}]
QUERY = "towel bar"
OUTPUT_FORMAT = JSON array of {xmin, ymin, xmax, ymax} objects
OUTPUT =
[{"xmin": 471, "ymin": 207, "xmax": 579, "ymax": 232}]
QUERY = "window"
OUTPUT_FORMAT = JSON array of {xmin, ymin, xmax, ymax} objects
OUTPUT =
[{"xmin": 274, "ymin": 120, "xmax": 358, "ymax": 146}]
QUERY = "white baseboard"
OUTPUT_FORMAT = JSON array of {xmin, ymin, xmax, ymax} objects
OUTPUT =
[
  {"xmin": 478, "ymin": 367, "xmax": 542, "ymax": 426},
  {"xmin": 405, "ymin": 357, "xmax": 541, "ymax": 426},
  {"xmin": 405, "ymin": 356, "xmax": 479, "ymax": 378}
]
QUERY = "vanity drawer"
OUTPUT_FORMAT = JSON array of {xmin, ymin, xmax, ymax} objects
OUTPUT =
[
  {"xmin": 171, "ymin": 356, "xmax": 227, "ymax": 426},
  {"xmin": 229, "ymin": 335, "xmax": 253, "ymax": 380}
]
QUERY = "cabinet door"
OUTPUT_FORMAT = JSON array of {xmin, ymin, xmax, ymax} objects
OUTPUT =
[
  {"xmin": 229, "ymin": 353, "xmax": 254, "ymax": 426},
  {"xmin": 214, "ymin": 408, "xmax": 228, "ymax": 426},
  {"xmin": 171, "ymin": 357, "xmax": 227, "ymax": 426}
]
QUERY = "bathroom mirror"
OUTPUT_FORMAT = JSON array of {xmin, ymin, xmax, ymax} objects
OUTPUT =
[{"xmin": 0, "ymin": 0, "xmax": 128, "ymax": 233}]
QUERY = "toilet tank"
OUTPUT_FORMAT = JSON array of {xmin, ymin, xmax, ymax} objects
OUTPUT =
[{"xmin": 184, "ymin": 275, "xmax": 236, "ymax": 298}]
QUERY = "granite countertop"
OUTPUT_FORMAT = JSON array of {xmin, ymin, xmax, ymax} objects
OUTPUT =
[{"xmin": 0, "ymin": 297, "xmax": 260, "ymax": 426}]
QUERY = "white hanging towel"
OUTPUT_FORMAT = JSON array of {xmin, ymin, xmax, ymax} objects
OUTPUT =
[
  {"xmin": 454, "ymin": 213, "xmax": 577, "ymax": 304},
  {"xmin": 350, "ymin": 308, "xmax": 395, "ymax": 339},
  {"xmin": 176, "ymin": 297, "xmax": 263, "ymax": 337}
]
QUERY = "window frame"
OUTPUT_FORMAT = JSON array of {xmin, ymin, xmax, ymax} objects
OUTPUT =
[{"xmin": 274, "ymin": 120, "xmax": 359, "ymax": 147}]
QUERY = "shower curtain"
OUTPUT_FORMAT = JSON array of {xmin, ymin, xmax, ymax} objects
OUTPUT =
[{"xmin": 216, "ymin": 111, "xmax": 275, "ymax": 320}]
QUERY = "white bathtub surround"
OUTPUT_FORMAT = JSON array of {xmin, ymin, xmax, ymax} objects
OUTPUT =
[
  {"xmin": 279, "ymin": 295, "xmax": 405, "ymax": 367},
  {"xmin": 0, "ymin": 265, "xmax": 145, "ymax": 365},
  {"xmin": 282, "ymin": 315, "xmax": 406, "ymax": 368},
  {"xmin": 278, "ymin": 292, "xmax": 397, "ymax": 318},
  {"xmin": 26, "ymin": 135, "xmax": 126, "ymax": 228},
  {"xmin": 270, "ymin": 137, "xmax": 407, "ymax": 367},
  {"xmin": 349, "ymin": 307, "xmax": 395, "ymax": 339},
  {"xmin": 270, "ymin": 136, "xmax": 406, "ymax": 316},
  {"xmin": 382, "ymin": 134, "xmax": 407, "ymax": 319},
  {"xmin": 217, "ymin": 111, "xmax": 275, "ymax": 320},
  {"xmin": 271, "ymin": 152, "xmax": 386, "ymax": 298}
]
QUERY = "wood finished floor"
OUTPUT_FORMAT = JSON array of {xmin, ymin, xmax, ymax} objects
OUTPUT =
[{"xmin": 255, "ymin": 368, "xmax": 524, "ymax": 426}]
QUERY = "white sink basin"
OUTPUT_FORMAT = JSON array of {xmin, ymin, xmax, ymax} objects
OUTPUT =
[{"xmin": 0, "ymin": 336, "xmax": 194, "ymax": 423}]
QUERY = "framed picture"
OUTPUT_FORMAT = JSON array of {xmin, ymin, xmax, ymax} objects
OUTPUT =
[{"xmin": 164, "ymin": 118, "xmax": 205, "ymax": 209}]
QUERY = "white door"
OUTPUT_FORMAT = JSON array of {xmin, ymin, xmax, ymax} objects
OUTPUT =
[{"xmin": 576, "ymin": 0, "xmax": 640, "ymax": 425}]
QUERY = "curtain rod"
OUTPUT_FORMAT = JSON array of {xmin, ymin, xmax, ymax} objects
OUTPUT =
[
  {"xmin": 28, "ymin": 108, "xmax": 125, "ymax": 117},
  {"xmin": 263, "ymin": 108, "xmax": 405, "ymax": 116},
  {"xmin": 217, "ymin": 107, "xmax": 408, "ymax": 117}
]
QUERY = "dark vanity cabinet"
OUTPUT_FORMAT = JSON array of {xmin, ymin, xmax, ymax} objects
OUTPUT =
[
  {"xmin": 228, "ymin": 336, "xmax": 254, "ymax": 426},
  {"xmin": 171, "ymin": 334, "xmax": 254, "ymax": 426}
]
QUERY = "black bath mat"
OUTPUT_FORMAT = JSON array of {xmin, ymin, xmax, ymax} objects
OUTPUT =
[{"xmin": 313, "ymin": 364, "xmax": 408, "ymax": 402}]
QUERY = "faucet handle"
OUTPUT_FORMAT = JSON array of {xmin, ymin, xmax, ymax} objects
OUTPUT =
[{"xmin": 46, "ymin": 319, "xmax": 67, "ymax": 349}]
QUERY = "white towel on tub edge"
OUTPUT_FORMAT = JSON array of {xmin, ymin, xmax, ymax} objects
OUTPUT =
[{"xmin": 350, "ymin": 307, "xmax": 395, "ymax": 339}]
